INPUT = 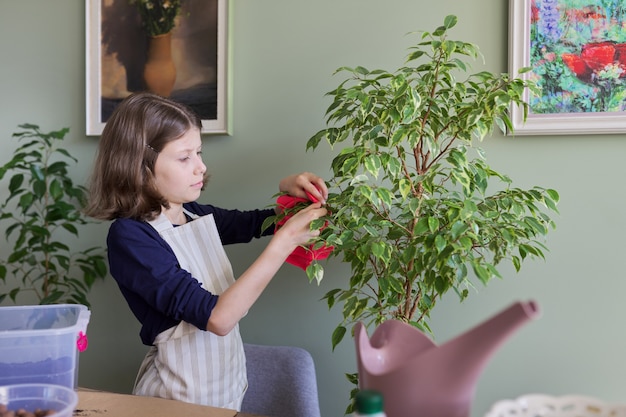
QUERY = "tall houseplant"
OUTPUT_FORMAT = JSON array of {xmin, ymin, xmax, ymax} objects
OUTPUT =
[
  {"xmin": 304, "ymin": 15, "xmax": 559, "ymax": 350},
  {"xmin": 0, "ymin": 124, "xmax": 107, "ymax": 306}
]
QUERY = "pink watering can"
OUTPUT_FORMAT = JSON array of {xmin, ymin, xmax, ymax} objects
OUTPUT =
[{"xmin": 354, "ymin": 300, "xmax": 540, "ymax": 417}]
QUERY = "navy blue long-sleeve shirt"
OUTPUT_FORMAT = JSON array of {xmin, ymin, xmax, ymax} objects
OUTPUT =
[{"xmin": 107, "ymin": 201, "xmax": 275, "ymax": 346}]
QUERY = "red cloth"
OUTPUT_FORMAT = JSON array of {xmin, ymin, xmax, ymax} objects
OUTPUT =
[{"xmin": 275, "ymin": 192, "xmax": 334, "ymax": 270}]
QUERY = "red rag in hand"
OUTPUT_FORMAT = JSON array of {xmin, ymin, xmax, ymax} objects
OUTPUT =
[{"xmin": 275, "ymin": 193, "xmax": 334, "ymax": 270}]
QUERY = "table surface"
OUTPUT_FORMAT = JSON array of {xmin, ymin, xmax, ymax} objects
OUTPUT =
[{"xmin": 76, "ymin": 389, "xmax": 265, "ymax": 417}]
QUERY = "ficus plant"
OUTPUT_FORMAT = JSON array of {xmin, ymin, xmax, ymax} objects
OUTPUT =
[
  {"xmin": 303, "ymin": 15, "xmax": 559, "ymax": 351},
  {"xmin": 0, "ymin": 123, "xmax": 107, "ymax": 306}
]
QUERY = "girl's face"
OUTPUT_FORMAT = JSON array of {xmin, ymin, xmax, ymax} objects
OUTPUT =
[{"xmin": 153, "ymin": 128, "xmax": 206, "ymax": 206}]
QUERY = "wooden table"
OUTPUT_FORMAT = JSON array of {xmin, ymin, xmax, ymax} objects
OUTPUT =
[{"xmin": 76, "ymin": 389, "xmax": 263, "ymax": 417}]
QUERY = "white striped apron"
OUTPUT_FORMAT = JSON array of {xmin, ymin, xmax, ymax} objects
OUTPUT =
[{"xmin": 133, "ymin": 211, "xmax": 247, "ymax": 410}]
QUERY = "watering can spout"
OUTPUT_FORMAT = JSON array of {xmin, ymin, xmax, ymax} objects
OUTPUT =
[{"xmin": 354, "ymin": 300, "xmax": 540, "ymax": 417}]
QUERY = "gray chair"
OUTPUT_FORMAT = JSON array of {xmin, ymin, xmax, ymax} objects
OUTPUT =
[{"xmin": 241, "ymin": 343, "xmax": 322, "ymax": 417}]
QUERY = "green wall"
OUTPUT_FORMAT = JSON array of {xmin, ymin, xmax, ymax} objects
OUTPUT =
[{"xmin": 2, "ymin": 1, "xmax": 626, "ymax": 416}]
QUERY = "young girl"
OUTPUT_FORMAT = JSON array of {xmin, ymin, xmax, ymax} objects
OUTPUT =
[{"xmin": 85, "ymin": 92, "xmax": 328, "ymax": 410}]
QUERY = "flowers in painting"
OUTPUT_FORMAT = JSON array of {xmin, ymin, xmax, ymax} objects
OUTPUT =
[
  {"xmin": 537, "ymin": 0, "xmax": 562, "ymax": 42},
  {"xmin": 562, "ymin": 41, "xmax": 626, "ymax": 83},
  {"xmin": 130, "ymin": 0, "xmax": 182, "ymax": 37},
  {"xmin": 529, "ymin": 0, "xmax": 626, "ymax": 113}
]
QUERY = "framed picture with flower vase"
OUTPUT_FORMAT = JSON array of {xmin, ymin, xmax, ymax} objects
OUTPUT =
[
  {"xmin": 86, "ymin": 0, "xmax": 229, "ymax": 136},
  {"xmin": 508, "ymin": 0, "xmax": 626, "ymax": 135}
]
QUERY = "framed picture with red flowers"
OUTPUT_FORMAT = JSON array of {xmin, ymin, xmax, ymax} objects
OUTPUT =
[
  {"xmin": 508, "ymin": 0, "xmax": 626, "ymax": 135},
  {"xmin": 86, "ymin": 0, "xmax": 229, "ymax": 136}
]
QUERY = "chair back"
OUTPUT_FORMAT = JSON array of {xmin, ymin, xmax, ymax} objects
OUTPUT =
[{"xmin": 241, "ymin": 343, "xmax": 322, "ymax": 417}]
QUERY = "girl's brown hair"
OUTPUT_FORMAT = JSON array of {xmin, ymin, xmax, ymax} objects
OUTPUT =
[{"xmin": 85, "ymin": 92, "xmax": 206, "ymax": 221}]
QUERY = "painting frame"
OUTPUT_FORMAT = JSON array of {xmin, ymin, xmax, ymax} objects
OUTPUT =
[
  {"xmin": 508, "ymin": 0, "xmax": 626, "ymax": 135},
  {"xmin": 86, "ymin": 0, "xmax": 230, "ymax": 136}
]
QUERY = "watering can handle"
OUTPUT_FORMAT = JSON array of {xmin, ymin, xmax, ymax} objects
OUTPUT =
[{"xmin": 76, "ymin": 309, "xmax": 91, "ymax": 352}]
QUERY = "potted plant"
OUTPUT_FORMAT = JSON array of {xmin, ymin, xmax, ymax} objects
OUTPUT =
[
  {"xmin": 130, "ymin": 0, "xmax": 184, "ymax": 97},
  {"xmin": 130, "ymin": 0, "xmax": 183, "ymax": 37},
  {"xmin": 0, "ymin": 123, "xmax": 107, "ymax": 306},
  {"xmin": 299, "ymin": 15, "xmax": 559, "ymax": 413}
]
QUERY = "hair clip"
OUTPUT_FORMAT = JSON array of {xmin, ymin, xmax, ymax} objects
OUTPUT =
[{"xmin": 146, "ymin": 144, "xmax": 159, "ymax": 153}]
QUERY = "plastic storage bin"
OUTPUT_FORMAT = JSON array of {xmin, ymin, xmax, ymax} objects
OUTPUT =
[
  {"xmin": 0, "ymin": 384, "xmax": 78, "ymax": 417},
  {"xmin": 0, "ymin": 304, "xmax": 90, "ymax": 388}
]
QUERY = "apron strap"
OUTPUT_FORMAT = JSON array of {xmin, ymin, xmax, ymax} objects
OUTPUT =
[
  {"xmin": 183, "ymin": 208, "xmax": 200, "ymax": 220},
  {"xmin": 147, "ymin": 208, "xmax": 200, "ymax": 234},
  {"xmin": 147, "ymin": 213, "xmax": 173, "ymax": 234}
]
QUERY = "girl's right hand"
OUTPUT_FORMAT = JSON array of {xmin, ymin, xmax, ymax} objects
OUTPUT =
[{"xmin": 274, "ymin": 202, "xmax": 328, "ymax": 250}]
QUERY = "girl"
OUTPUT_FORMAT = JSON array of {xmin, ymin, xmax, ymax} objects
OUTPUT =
[{"xmin": 85, "ymin": 92, "xmax": 328, "ymax": 410}]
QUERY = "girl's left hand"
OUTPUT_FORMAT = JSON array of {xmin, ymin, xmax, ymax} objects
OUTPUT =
[{"xmin": 279, "ymin": 172, "xmax": 328, "ymax": 204}]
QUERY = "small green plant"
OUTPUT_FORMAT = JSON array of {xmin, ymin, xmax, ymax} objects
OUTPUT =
[
  {"xmin": 0, "ymin": 123, "xmax": 107, "ymax": 306},
  {"xmin": 304, "ymin": 15, "xmax": 560, "ymax": 350}
]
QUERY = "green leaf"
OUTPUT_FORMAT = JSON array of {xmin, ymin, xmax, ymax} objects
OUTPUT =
[
  {"xmin": 376, "ymin": 188, "xmax": 393, "ymax": 208},
  {"xmin": 415, "ymin": 217, "xmax": 430, "ymax": 234},
  {"xmin": 41, "ymin": 291, "xmax": 65, "ymax": 304},
  {"xmin": 524, "ymin": 217, "xmax": 547, "ymax": 235},
  {"xmin": 406, "ymin": 50, "xmax": 425, "ymax": 62},
  {"xmin": 331, "ymin": 326, "xmax": 347, "ymax": 351},
  {"xmin": 341, "ymin": 157, "xmax": 359, "ymax": 176},
  {"xmin": 49, "ymin": 179, "xmax": 64, "ymax": 201},
  {"xmin": 47, "ymin": 161, "xmax": 70, "ymax": 175},
  {"xmin": 371, "ymin": 242, "xmax": 385, "ymax": 258},
  {"xmin": 8, "ymin": 174, "xmax": 24, "ymax": 194},
  {"xmin": 546, "ymin": 188, "xmax": 560, "ymax": 202},
  {"xmin": 434, "ymin": 235, "xmax": 446, "ymax": 252},
  {"xmin": 458, "ymin": 236, "xmax": 473, "ymax": 251},
  {"xmin": 30, "ymin": 164, "xmax": 45, "ymax": 182},
  {"xmin": 364, "ymin": 154, "xmax": 381, "ymax": 177},
  {"xmin": 9, "ymin": 288, "xmax": 20, "ymax": 302},
  {"xmin": 443, "ymin": 15, "xmax": 458, "ymax": 29},
  {"xmin": 306, "ymin": 262, "xmax": 325, "ymax": 285},
  {"xmin": 398, "ymin": 178, "xmax": 412, "ymax": 199},
  {"xmin": 450, "ymin": 221, "xmax": 468, "ymax": 239},
  {"xmin": 428, "ymin": 216, "xmax": 439, "ymax": 233},
  {"xmin": 472, "ymin": 262, "xmax": 491, "ymax": 284},
  {"xmin": 261, "ymin": 215, "xmax": 277, "ymax": 234}
]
